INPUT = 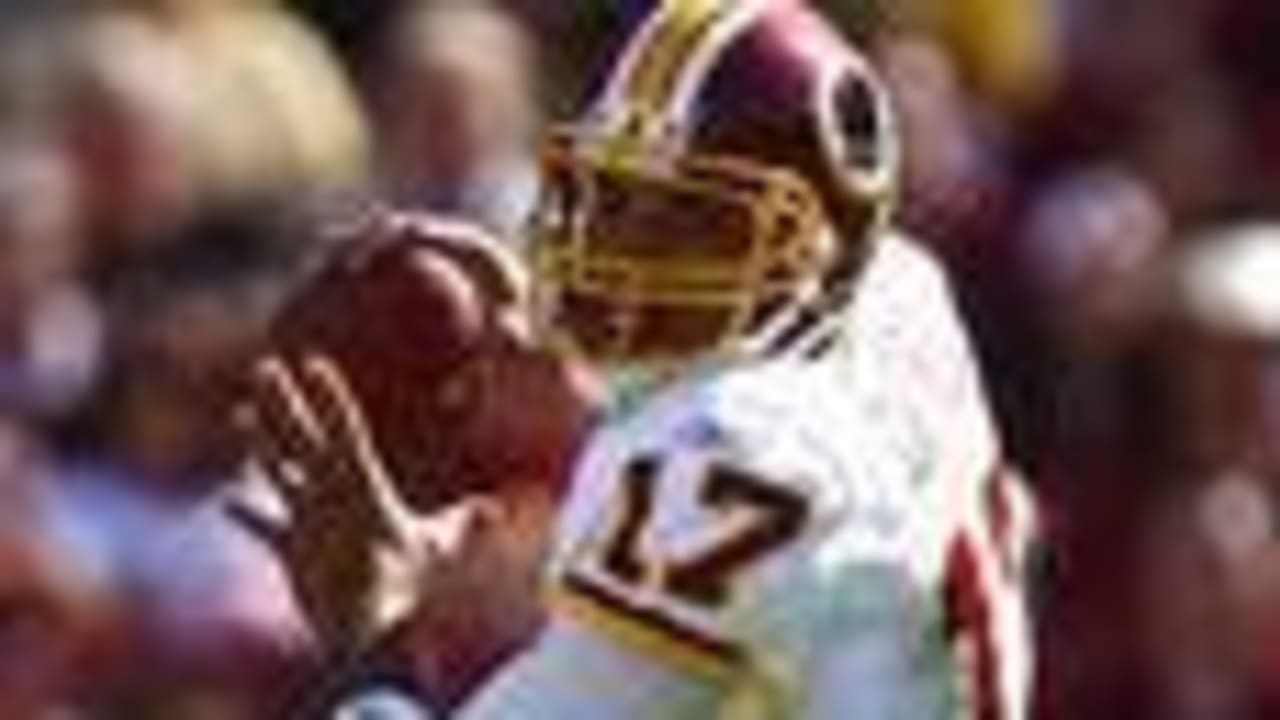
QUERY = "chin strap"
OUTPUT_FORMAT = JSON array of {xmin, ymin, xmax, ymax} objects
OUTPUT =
[
  {"xmin": 741, "ymin": 227, "xmax": 849, "ymax": 361},
  {"xmin": 743, "ymin": 285, "xmax": 843, "ymax": 361}
]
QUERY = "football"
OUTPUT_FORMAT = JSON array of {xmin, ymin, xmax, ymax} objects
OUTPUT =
[{"xmin": 265, "ymin": 213, "xmax": 596, "ymax": 512}]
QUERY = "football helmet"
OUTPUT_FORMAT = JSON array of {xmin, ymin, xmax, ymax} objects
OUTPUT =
[{"xmin": 532, "ymin": 0, "xmax": 898, "ymax": 366}]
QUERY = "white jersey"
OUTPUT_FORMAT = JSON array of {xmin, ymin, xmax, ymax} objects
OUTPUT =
[{"xmin": 458, "ymin": 235, "xmax": 1035, "ymax": 720}]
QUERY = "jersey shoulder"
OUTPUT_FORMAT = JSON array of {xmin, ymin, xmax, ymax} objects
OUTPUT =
[
  {"xmin": 843, "ymin": 233, "xmax": 1001, "ymax": 493},
  {"xmin": 845, "ymin": 232, "xmax": 982, "ymax": 409}
]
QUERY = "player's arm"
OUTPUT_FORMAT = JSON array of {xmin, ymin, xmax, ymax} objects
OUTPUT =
[
  {"xmin": 789, "ymin": 486, "xmax": 1032, "ymax": 720},
  {"xmin": 904, "ymin": 239, "xmax": 1037, "ymax": 720},
  {"xmin": 871, "ymin": 236, "xmax": 1037, "ymax": 720}
]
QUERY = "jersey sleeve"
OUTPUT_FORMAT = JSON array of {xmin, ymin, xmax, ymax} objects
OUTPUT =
[
  {"xmin": 846, "ymin": 234, "xmax": 1001, "ymax": 511},
  {"xmin": 845, "ymin": 234, "xmax": 1036, "ymax": 720}
]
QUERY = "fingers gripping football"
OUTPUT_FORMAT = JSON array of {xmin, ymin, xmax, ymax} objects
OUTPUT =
[
  {"xmin": 264, "ymin": 213, "xmax": 580, "ymax": 511},
  {"xmin": 230, "ymin": 354, "xmax": 433, "ymax": 651},
  {"xmin": 231, "ymin": 213, "xmax": 598, "ymax": 654},
  {"xmin": 241, "ymin": 355, "xmax": 415, "ymax": 546}
]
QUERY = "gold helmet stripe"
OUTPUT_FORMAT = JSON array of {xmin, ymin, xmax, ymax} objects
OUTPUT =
[{"xmin": 613, "ymin": 0, "xmax": 732, "ymax": 140}]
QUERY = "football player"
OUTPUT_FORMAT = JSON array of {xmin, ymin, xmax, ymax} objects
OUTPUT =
[
  {"xmin": 238, "ymin": 0, "xmax": 1036, "ymax": 717},
  {"xmin": 453, "ymin": 0, "xmax": 1036, "ymax": 718}
]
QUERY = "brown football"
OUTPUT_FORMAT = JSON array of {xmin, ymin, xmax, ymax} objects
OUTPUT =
[{"xmin": 265, "ymin": 213, "xmax": 597, "ymax": 512}]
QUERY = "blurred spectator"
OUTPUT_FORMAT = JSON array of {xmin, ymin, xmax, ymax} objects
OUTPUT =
[
  {"xmin": 0, "ymin": 136, "xmax": 103, "ymax": 422},
  {"xmin": 889, "ymin": 0, "xmax": 1065, "ymax": 112},
  {"xmin": 0, "ymin": 417, "xmax": 110, "ymax": 720},
  {"xmin": 145, "ymin": 0, "xmax": 370, "ymax": 198},
  {"xmin": 1125, "ymin": 76, "xmax": 1243, "ymax": 226},
  {"xmin": 44, "ymin": 214, "xmax": 309, "ymax": 717},
  {"xmin": 1165, "ymin": 226, "xmax": 1280, "ymax": 471},
  {"xmin": 1023, "ymin": 168, "xmax": 1168, "ymax": 363},
  {"xmin": 1138, "ymin": 225, "xmax": 1280, "ymax": 719},
  {"xmin": 0, "ymin": 2, "xmax": 372, "ymax": 717},
  {"xmin": 881, "ymin": 36, "xmax": 1015, "ymax": 255},
  {"xmin": 64, "ymin": 0, "xmax": 368, "ymax": 262},
  {"xmin": 364, "ymin": 0, "xmax": 541, "ymax": 241},
  {"xmin": 63, "ymin": 11, "xmax": 204, "ymax": 259},
  {"xmin": 1019, "ymin": 166, "xmax": 1170, "ymax": 478},
  {"xmin": 1019, "ymin": 168, "xmax": 1172, "ymax": 719}
]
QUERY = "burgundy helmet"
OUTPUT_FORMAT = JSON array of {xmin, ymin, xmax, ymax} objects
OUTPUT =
[{"xmin": 532, "ymin": 0, "xmax": 898, "ymax": 366}]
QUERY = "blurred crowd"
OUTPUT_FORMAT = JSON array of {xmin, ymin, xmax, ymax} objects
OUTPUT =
[{"xmin": 0, "ymin": 0, "xmax": 1275, "ymax": 718}]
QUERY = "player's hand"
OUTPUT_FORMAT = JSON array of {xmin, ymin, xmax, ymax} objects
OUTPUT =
[{"xmin": 228, "ymin": 353, "xmax": 444, "ymax": 659}]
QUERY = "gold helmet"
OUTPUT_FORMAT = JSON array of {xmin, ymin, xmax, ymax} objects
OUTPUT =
[{"xmin": 532, "ymin": 0, "xmax": 898, "ymax": 367}]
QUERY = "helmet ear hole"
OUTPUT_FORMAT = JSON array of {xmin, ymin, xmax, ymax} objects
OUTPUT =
[
  {"xmin": 832, "ymin": 74, "xmax": 881, "ymax": 173},
  {"xmin": 818, "ymin": 63, "xmax": 897, "ymax": 202}
]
